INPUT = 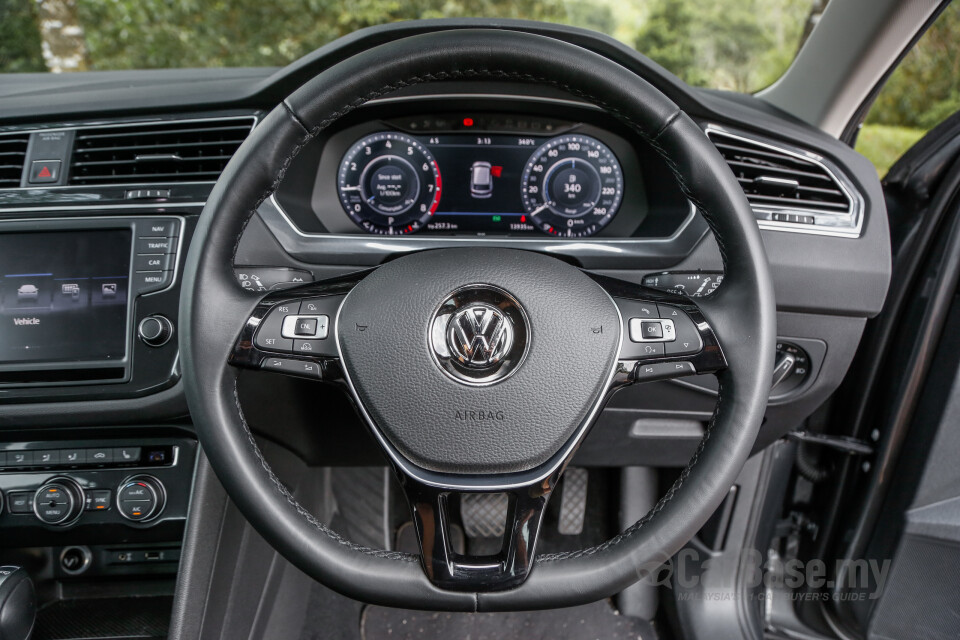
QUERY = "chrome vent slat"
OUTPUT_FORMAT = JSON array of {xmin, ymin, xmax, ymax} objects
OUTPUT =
[
  {"xmin": 72, "ymin": 155, "xmax": 234, "ymax": 168},
  {"xmin": 707, "ymin": 126, "xmax": 862, "ymax": 237},
  {"xmin": 0, "ymin": 134, "xmax": 28, "ymax": 187},
  {"xmin": 745, "ymin": 194, "xmax": 849, "ymax": 210},
  {"xmin": 724, "ymin": 159, "xmax": 833, "ymax": 183},
  {"xmin": 68, "ymin": 116, "xmax": 255, "ymax": 186},
  {"xmin": 75, "ymin": 140, "xmax": 245, "ymax": 155},
  {"xmin": 74, "ymin": 123, "xmax": 252, "ymax": 142}
]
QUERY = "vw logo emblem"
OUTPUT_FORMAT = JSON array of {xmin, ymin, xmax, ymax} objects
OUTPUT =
[
  {"xmin": 447, "ymin": 304, "xmax": 514, "ymax": 368},
  {"xmin": 429, "ymin": 285, "xmax": 529, "ymax": 386}
]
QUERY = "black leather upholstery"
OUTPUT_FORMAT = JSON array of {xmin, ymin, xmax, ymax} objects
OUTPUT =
[
  {"xmin": 338, "ymin": 247, "xmax": 621, "ymax": 475},
  {"xmin": 180, "ymin": 28, "xmax": 775, "ymax": 610}
]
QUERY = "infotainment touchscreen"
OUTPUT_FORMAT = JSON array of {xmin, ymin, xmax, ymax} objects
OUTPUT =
[{"xmin": 0, "ymin": 230, "xmax": 131, "ymax": 364}]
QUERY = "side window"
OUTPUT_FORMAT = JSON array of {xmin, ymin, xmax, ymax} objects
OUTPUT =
[{"xmin": 855, "ymin": 3, "xmax": 960, "ymax": 177}]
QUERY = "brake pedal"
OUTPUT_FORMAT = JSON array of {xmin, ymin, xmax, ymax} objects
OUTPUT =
[{"xmin": 558, "ymin": 467, "xmax": 588, "ymax": 535}]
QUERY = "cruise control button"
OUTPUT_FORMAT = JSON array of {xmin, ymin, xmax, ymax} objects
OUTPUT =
[
  {"xmin": 281, "ymin": 315, "xmax": 329, "ymax": 340},
  {"xmin": 294, "ymin": 317, "xmax": 318, "ymax": 336},
  {"xmin": 254, "ymin": 302, "xmax": 298, "ymax": 353},
  {"xmin": 634, "ymin": 361, "xmax": 696, "ymax": 382},
  {"xmin": 292, "ymin": 339, "xmax": 327, "ymax": 355},
  {"xmin": 260, "ymin": 357, "xmax": 322, "ymax": 380}
]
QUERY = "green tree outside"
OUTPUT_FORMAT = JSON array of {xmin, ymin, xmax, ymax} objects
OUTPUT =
[{"xmin": 0, "ymin": 0, "xmax": 958, "ymax": 175}]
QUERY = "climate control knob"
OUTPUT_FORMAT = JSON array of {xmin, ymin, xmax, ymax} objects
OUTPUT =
[
  {"xmin": 33, "ymin": 479, "xmax": 83, "ymax": 525},
  {"xmin": 116, "ymin": 475, "xmax": 166, "ymax": 522},
  {"xmin": 137, "ymin": 315, "xmax": 174, "ymax": 347}
]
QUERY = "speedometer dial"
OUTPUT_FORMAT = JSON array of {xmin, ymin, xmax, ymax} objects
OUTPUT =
[
  {"xmin": 338, "ymin": 132, "xmax": 442, "ymax": 235},
  {"xmin": 520, "ymin": 134, "xmax": 623, "ymax": 237}
]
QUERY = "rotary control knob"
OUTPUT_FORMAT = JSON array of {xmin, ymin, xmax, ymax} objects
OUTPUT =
[
  {"xmin": 33, "ymin": 479, "xmax": 84, "ymax": 525},
  {"xmin": 137, "ymin": 315, "xmax": 174, "ymax": 347},
  {"xmin": 116, "ymin": 475, "xmax": 166, "ymax": 522}
]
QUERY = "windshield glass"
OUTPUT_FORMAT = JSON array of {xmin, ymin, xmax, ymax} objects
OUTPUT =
[{"xmin": 0, "ymin": 0, "xmax": 826, "ymax": 92}]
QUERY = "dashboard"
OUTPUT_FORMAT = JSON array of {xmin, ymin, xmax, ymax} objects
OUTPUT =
[
  {"xmin": 0, "ymin": 21, "xmax": 891, "ymax": 601},
  {"xmin": 279, "ymin": 101, "xmax": 693, "ymax": 245}
]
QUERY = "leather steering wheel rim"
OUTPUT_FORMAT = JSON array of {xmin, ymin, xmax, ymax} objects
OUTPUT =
[{"xmin": 180, "ymin": 28, "xmax": 776, "ymax": 611}]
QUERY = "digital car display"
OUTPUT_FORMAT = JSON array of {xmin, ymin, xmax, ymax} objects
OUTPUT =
[
  {"xmin": 0, "ymin": 230, "xmax": 131, "ymax": 364},
  {"xmin": 336, "ymin": 132, "xmax": 625, "ymax": 236}
]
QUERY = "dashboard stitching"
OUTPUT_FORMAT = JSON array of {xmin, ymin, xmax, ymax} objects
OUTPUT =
[
  {"xmin": 230, "ymin": 381, "xmax": 415, "ymax": 561},
  {"xmin": 226, "ymin": 67, "xmax": 731, "ymax": 563}
]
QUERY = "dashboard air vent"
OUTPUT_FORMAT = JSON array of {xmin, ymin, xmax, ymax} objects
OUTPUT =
[
  {"xmin": 707, "ymin": 126, "xmax": 861, "ymax": 237},
  {"xmin": 68, "ymin": 116, "xmax": 255, "ymax": 186},
  {"xmin": 0, "ymin": 133, "xmax": 29, "ymax": 188}
]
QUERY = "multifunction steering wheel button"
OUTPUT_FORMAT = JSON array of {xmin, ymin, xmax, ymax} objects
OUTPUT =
[
  {"xmin": 260, "ymin": 357, "xmax": 322, "ymax": 379},
  {"xmin": 617, "ymin": 299, "xmax": 703, "ymax": 359},
  {"xmin": 116, "ymin": 475, "xmax": 165, "ymax": 523},
  {"xmin": 253, "ymin": 296, "xmax": 342, "ymax": 355},
  {"xmin": 628, "ymin": 318, "xmax": 675, "ymax": 342},
  {"xmin": 33, "ymin": 479, "xmax": 83, "ymax": 525},
  {"xmin": 280, "ymin": 315, "xmax": 328, "ymax": 339},
  {"xmin": 428, "ymin": 285, "xmax": 530, "ymax": 386}
]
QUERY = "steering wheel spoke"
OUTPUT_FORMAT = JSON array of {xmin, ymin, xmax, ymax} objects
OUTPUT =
[
  {"xmin": 228, "ymin": 270, "xmax": 372, "ymax": 382},
  {"xmin": 588, "ymin": 272, "xmax": 727, "ymax": 388},
  {"xmin": 399, "ymin": 472, "xmax": 555, "ymax": 591}
]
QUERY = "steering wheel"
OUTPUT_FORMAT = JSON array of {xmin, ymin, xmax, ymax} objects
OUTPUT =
[{"xmin": 180, "ymin": 28, "xmax": 775, "ymax": 611}]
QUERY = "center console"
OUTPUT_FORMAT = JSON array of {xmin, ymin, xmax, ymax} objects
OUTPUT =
[{"xmin": 0, "ymin": 211, "xmax": 199, "ymax": 639}]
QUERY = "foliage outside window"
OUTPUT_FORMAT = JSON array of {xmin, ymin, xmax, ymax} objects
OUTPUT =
[
  {"xmin": 2, "ymin": 0, "xmax": 825, "ymax": 94},
  {"xmin": 2, "ymin": 1, "xmax": 957, "ymax": 177},
  {"xmin": 855, "ymin": 4, "xmax": 960, "ymax": 177}
]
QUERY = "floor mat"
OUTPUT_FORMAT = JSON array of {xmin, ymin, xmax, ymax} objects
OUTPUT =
[
  {"xmin": 33, "ymin": 596, "xmax": 172, "ymax": 640},
  {"xmin": 361, "ymin": 599, "xmax": 656, "ymax": 640}
]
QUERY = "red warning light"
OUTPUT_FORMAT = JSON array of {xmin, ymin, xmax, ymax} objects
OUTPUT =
[
  {"xmin": 37, "ymin": 165, "xmax": 52, "ymax": 178},
  {"xmin": 490, "ymin": 165, "xmax": 503, "ymax": 178},
  {"xmin": 521, "ymin": 215, "xmax": 526, "ymax": 223},
  {"xmin": 463, "ymin": 117, "xmax": 474, "ymax": 127}
]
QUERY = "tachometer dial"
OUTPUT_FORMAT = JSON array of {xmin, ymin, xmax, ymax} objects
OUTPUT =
[
  {"xmin": 520, "ymin": 134, "xmax": 623, "ymax": 237},
  {"xmin": 338, "ymin": 132, "xmax": 442, "ymax": 235}
]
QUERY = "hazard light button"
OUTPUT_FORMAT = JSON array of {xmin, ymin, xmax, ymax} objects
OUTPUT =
[{"xmin": 28, "ymin": 160, "xmax": 61, "ymax": 184}]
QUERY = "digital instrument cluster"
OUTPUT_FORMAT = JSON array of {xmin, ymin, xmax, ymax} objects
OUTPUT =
[{"xmin": 336, "ymin": 130, "xmax": 625, "ymax": 237}]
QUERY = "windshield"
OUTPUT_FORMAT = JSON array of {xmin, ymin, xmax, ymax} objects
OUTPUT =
[{"xmin": 1, "ymin": 0, "xmax": 825, "ymax": 92}]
